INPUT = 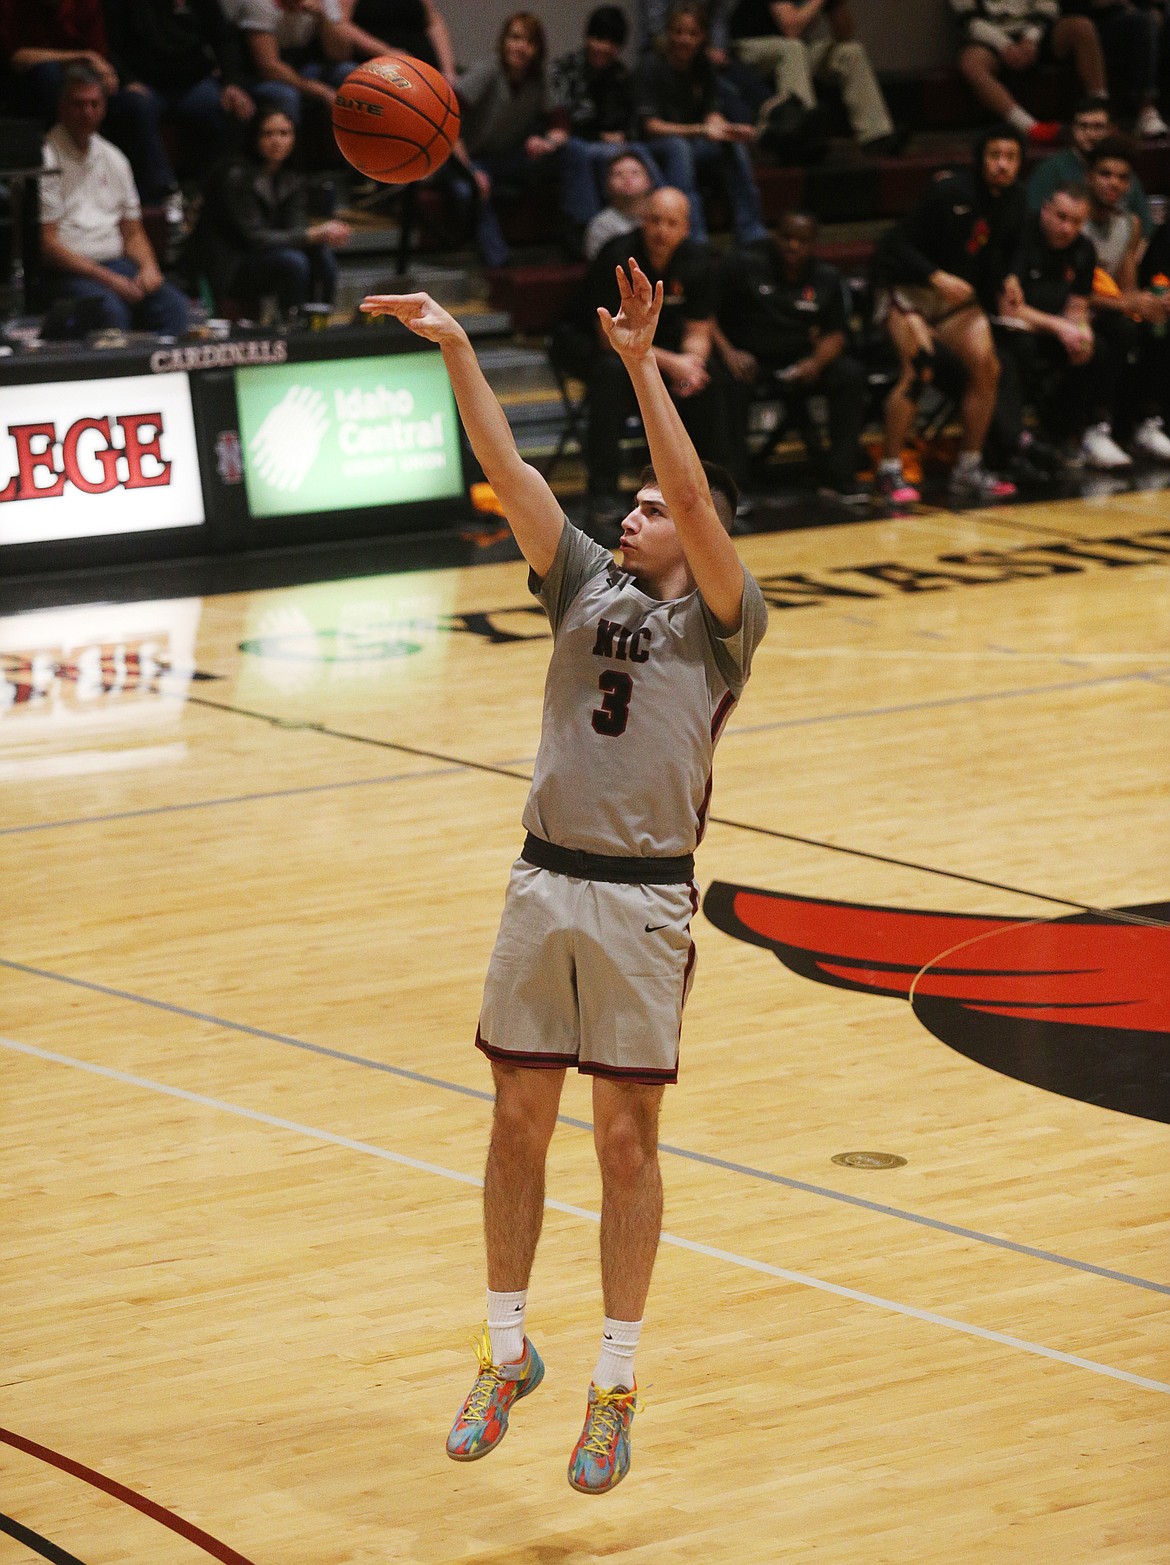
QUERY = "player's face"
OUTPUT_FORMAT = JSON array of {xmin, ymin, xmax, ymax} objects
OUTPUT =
[
  {"xmin": 982, "ymin": 137, "xmax": 1021, "ymax": 191},
  {"xmin": 620, "ymin": 487, "xmax": 685, "ymax": 579},
  {"xmin": 1041, "ymin": 191, "xmax": 1088, "ymax": 249},
  {"xmin": 1089, "ymin": 157, "xmax": 1131, "ymax": 209}
]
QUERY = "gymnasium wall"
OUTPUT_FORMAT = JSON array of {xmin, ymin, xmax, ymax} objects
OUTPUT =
[{"xmin": 449, "ymin": 0, "xmax": 955, "ymax": 75}]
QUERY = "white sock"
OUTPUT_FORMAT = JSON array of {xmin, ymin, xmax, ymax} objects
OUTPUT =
[
  {"xmin": 1007, "ymin": 105, "xmax": 1036, "ymax": 134},
  {"xmin": 955, "ymin": 449, "xmax": 981, "ymax": 475},
  {"xmin": 593, "ymin": 1316, "xmax": 642, "ymax": 1391},
  {"xmin": 879, "ymin": 458, "xmax": 903, "ymax": 477},
  {"xmin": 486, "ymin": 1288, "xmax": 527, "ymax": 1364}
]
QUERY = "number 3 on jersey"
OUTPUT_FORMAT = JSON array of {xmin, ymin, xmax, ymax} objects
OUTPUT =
[{"xmin": 592, "ymin": 669, "xmax": 633, "ymax": 736}]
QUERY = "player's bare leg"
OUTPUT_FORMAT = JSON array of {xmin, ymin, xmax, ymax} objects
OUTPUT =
[
  {"xmin": 593, "ymin": 1078, "xmax": 665, "ymax": 1320},
  {"xmin": 446, "ymin": 1061, "xmax": 564, "ymax": 1463},
  {"xmin": 879, "ymin": 308, "xmax": 932, "ymax": 501},
  {"xmin": 484, "ymin": 1061, "xmax": 565, "ymax": 1291},
  {"xmin": 935, "ymin": 308, "xmax": 1014, "ymax": 500},
  {"xmin": 568, "ymin": 1077, "xmax": 664, "ymax": 1494}
]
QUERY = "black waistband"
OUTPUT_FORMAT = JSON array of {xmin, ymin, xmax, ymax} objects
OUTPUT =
[{"xmin": 521, "ymin": 832, "xmax": 694, "ymax": 885}]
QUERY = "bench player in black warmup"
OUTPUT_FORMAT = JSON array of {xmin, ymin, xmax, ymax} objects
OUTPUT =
[{"xmin": 360, "ymin": 261, "xmax": 767, "ymax": 1494}]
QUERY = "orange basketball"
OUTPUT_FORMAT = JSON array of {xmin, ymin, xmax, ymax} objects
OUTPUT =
[{"xmin": 332, "ymin": 53, "xmax": 460, "ymax": 184}]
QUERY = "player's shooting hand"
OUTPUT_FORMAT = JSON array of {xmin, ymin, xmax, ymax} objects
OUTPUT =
[
  {"xmin": 360, "ymin": 291, "xmax": 467, "ymax": 346},
  {"xmin": 596, "ymin": 259, "xmax": 663, "ymax": 362}
]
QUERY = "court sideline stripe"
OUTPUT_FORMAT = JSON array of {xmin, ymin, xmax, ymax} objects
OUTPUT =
[
  {"xmin": 0, "ymin": 976, "xmax": 1164, "ymax": 1297},
  {"xmin": 0, "ymin": 1510, "xmax": 89, "ymax": 1565},
  {"xmin": 3, "ymin": 1034, "xmax": 1166, "ymax": 1396},
  {"xmin": 0, "ymin": 1426, "xmax": 258, "ymax": 1565}
]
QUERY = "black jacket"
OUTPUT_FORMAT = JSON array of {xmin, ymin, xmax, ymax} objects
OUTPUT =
[
  {"xmin": 873, "ymin": 130, "xmax": 1028, "ymax": 308},
  {"xmin": 193, "ymin": 159, "xmax": 314, "ymax": 297}
]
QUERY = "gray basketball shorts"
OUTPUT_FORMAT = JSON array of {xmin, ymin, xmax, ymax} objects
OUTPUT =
[{"xmin": 476, "ymin": 860, "xmax": 699, "ymax": 1084}]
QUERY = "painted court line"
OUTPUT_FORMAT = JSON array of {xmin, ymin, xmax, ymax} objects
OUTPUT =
[
  {"xmin": 3, "ymin": 1035, "xmax": 1166, "ymax": 1397},
  {"xmin": 1, "ymin": 955, "xmax": 1165, "ymax": 1295},
  {"xmin": 3, "ymin": 670, "xmax": 1163, "ymax": 842}
]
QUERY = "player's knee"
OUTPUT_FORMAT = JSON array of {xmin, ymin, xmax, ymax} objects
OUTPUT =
[
  {"xmin": 595, "ymin": 1112, "xmax": 658, "ymax": 1186},
  {"xmin": 491, "ymin": 1067, "xmax": 560, "ymax": 1149}
]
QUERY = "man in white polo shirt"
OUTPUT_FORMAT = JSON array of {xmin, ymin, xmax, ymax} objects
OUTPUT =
[{"xmin": 39, "ymin": 62, "xmax": 189, "ymax": 338}]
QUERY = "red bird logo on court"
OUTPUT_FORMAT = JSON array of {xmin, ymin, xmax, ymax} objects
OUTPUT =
[{"xmin": 703, "ymin": 884, "xmax": 1170, "ymax": 1124}]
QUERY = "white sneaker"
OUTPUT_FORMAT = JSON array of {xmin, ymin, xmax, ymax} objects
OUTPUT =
[
  {"xmin": 1136, "ymin": 104, "xmax": 1169, "ymax": 139},
  {"xmin": 1080, "ymin": 422, "xmax": 1133, "ymax": 469},
  {"xmin": 1132, "ymin": 416, "xmax": 1170, "ymax": 462}
]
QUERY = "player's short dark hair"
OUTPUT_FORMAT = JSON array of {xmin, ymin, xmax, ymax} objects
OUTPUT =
[
  {"xmin": 1087, "ymin": 134, "xmax": 1135, "ymax": 170},
  {"xmin": 587, "ymin": 5, "xmax": 629, "ymax": 45},
  {"xmin": 639, "ymin": 460, "xmax": 739, "ymax": 533}
]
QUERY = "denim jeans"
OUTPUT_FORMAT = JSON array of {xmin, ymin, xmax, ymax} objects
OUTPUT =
[
  {"xmin": 234, "ymin": 243, "xmax": 339, "ymax": 313},
  {"xmin": 47, "ymin": 254, "xmax": 189, "ymax": 337},
  {"xmin": 559, "ymin": 138, "xmax": 666, "ymax": 226},
  {"xmin": 644, "ymin": 134, "xmax": 767, "ymax": 245}
]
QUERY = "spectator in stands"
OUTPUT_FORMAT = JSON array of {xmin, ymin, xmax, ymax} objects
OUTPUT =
[
  {"xmin": 870, "ymin": 123, "xmax": 1029, "ymax": 503},
  {"xmin": 637, "ymin": 0, "xmax": 770, "ymax": 118},
  {"xmin": 714, "ymin": 210, "xmax": 869, "ymax": 501},
  {"xmin": 988, "ymin": 182, "xmax": 1099, "ymax": 478},
  {"xmin": 584, "ymin": 147, "xmax": 655, "ymax": 257},
  {"xmin": 551, "ymin": 6, "xmax": 667, "ymax": 246},
  {"xmin": 192, "ymin": 106, "xmax": 350, "ymax": 320},
  {"xmin": 38, "ymin": 63, "xmax": 189, "ymax": 337},
  {"xmin": 102, "ymin": 0, "xmax": 255, "ymax": 192},
  {"xmin": 634, "ymin": 2, "xmax": 769, "ymax": 246},
  {"xmin": 1079, "ymin": 135, "xmax": 1170, "ymax": 463},
  {"xmin": 456, "ymin": 12, "xmax": 567, "ymax": 268},
  {"xmin": 222, "ymin": 0, "xmax": 354, "ymax": 126},
  {"xmin": 557, "ymin": 184, "xmax": 728, "ymax": 538},
  {"xmin": 1027, "ymin": 95, "xmax": 1155, "ymax": 235},
  {"xmin": 0, "ymin": 0, "xmax": 178, "ymax": 203},
  {"xmin": 727, "ymin": 0, "xmax": 898, "ymax": 154},
  {"xmin": 948, "ymin": 0, "xmax": 1107, "ymax": 146},
  {"xmin": 335, "ymin": 0, "xmax": 456, "ymax": 79},
  {"xmin": 1059, "ymin": 1, "xmax": 1168, "ymax": 137}
]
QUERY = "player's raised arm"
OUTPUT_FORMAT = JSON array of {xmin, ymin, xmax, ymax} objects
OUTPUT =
[
  {"xmin": 360, "ymin": 292, "xmax": 564, "ymax": 576},
  {"xmin": 597, "ymin": 261, "xmax": 745, "ymax": 632}
]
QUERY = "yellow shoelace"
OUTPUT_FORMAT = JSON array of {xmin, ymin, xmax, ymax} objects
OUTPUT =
[
  {"xmin": 581, "ymin": 1385, "xmax": 642, "ymax": 1458},
  {"xmin": 461, "ymin": 1324, "xmax": 505, "ymax": 1422}
]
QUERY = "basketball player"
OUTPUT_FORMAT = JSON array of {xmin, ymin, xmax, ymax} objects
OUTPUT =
[{"xmin": 360, "ymin": 259, "xmax": 767, "ymax": 1494}]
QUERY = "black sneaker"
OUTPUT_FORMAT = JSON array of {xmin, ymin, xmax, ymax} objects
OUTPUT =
[{"xmin": 818, "ymin": 483, "xmax": 872, "ymax": 509}]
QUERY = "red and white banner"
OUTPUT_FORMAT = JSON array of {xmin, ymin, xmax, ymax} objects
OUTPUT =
[{"xmin": 0, "ymin": 372, "xmax": 205, "ymax": 547}]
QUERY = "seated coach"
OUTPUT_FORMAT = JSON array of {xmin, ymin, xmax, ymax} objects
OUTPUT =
[
  {"xmin": 557, "ymin": 183, "xmax": 728, "ymax": 541},
  {"xmin": 714, "ymin": 209, "xmax": 868, "ymax": 503}
]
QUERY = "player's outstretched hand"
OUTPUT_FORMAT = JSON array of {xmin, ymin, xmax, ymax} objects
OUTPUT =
[
  {"xmin": 360, "ymin": 292, "xmax": 466, "ymax": 346},
  {"xmin": 597, "ymin": 259, "xmax": 663, "ymax": 362}
]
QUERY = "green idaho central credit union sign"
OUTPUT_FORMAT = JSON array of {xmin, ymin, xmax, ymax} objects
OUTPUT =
[{"xmin": 235, "ymin": 352, "xmax": 463, "ymax": 518}]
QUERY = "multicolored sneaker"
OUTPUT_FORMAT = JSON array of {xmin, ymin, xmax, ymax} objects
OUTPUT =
[
  {"xmin": 445, "ymin": 1324, "xmax": 544, "ymax": 1462},
  {"xmin": 567, "ymin": 1382, "xmax": 640, "ymax": 1494}
]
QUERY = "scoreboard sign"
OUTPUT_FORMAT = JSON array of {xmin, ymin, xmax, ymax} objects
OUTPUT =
[{"xmin": 0, "ymin": 372, "xmax": 205, "ymax": 548}]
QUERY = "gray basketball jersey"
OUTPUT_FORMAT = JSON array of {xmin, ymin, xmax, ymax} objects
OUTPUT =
[{"xmin": 522, "ymin": 522, "xmax": 768, "ymax": 858}]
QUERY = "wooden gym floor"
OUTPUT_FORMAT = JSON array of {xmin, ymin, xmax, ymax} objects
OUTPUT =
[{"xmin": 1, "ymin": 490, "xmax": 1167, "ymax": 1564}]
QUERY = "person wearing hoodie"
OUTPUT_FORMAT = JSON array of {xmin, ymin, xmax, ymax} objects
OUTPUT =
[{"xmin": 870, "ymin": 122, "xmax": 1030, "ymax": 504}]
